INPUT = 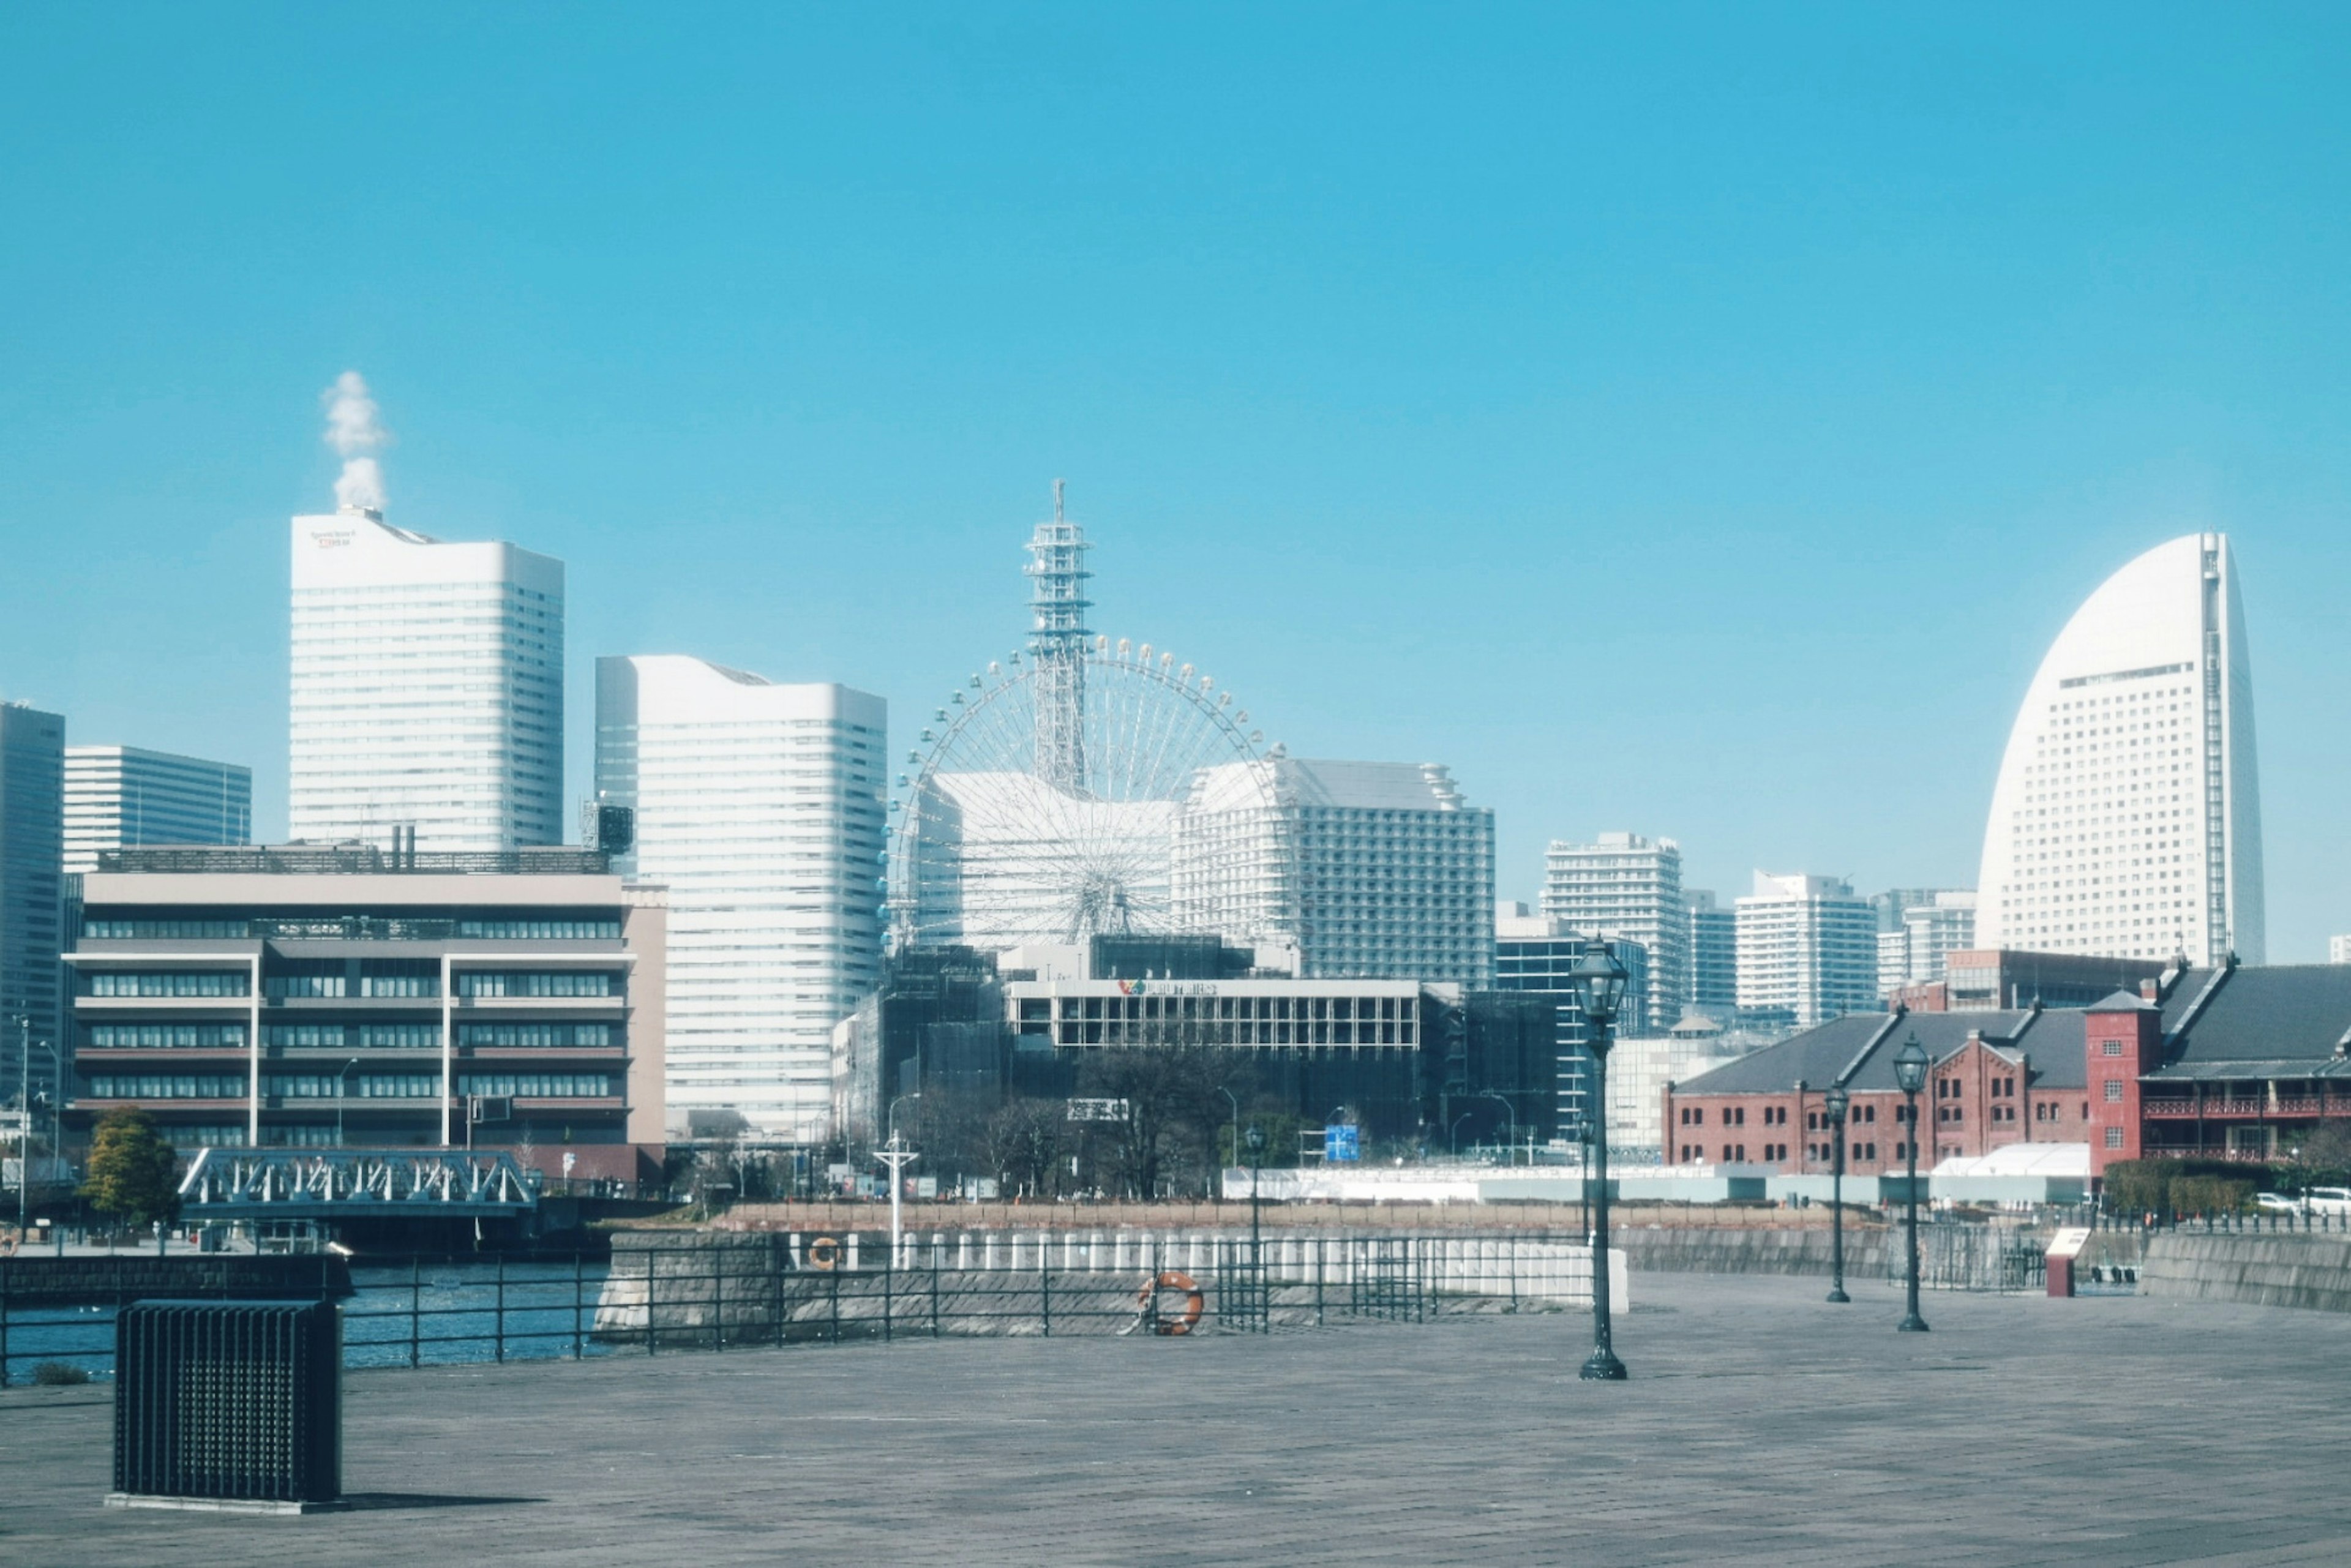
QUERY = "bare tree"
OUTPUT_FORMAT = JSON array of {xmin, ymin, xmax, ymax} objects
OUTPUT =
[
  {"xmin": 984, "ymin": 1097, "xmax": 1070, "ymax": 1198},
  {"xmin": 1081, "ymin": 1044, "xmax": 1230, "ymax": 1200}
]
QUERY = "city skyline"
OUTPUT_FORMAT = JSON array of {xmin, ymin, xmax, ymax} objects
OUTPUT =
[{"xmin": 6, "ymin": 10, "xmax": 2350, "ymax": 955}]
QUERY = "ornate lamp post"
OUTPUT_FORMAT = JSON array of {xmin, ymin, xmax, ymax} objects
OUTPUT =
[
  {"xmin": 1569, "ymin": 936, "xmax": 1630, "ymax": 1381},
  {"xmin": 1893, "ymin": 1035, "xmax": 1930, "ymax": 1333},
  {"xmin": 1824, "ymin": 1082, "xmax": 1851, "ymax": 1304}
]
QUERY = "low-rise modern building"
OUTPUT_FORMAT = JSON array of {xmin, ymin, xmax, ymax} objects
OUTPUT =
[
  {"xmin": 65, "ymin": 844, "xmax": 666, "ymax": 1185},
  {"xmin": 1910, "ymin": 948, "xmax": 2167, "ymax": 1012}
]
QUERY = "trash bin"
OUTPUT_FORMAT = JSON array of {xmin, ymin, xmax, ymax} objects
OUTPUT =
[{"xmin": 109, "ymin": 1299, "xmax": 343, "ymax": 1512}]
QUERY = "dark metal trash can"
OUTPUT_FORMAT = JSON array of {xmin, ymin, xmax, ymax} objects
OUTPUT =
[{"xmin": 109, "ymin": 1299, "xmax": 343, "ymax": 1513}]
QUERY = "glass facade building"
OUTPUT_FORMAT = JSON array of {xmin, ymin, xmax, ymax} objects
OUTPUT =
[
  {"xmin": 64, "ymin": 746, "xmax": 251, "ymax": 874},
  {"xmin": 1494, "ymin": 907, "xmax": 1647, "ymax": 1142},
  {"xmin": 596, "ymin": 655, "xmax": 887, "ymax": 1138},
  {"xmin": 1, "ymin": 703, "xmax": 66, "ymax": 1102},
  {"xmin": 290, "ymin": 511, "xmax": 564, "ymax": 852}
]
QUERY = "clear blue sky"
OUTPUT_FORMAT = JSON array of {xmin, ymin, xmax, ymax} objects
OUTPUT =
[{"xmin": 4, "ymin": 5, "xmax": 2348, "ymax": 955}]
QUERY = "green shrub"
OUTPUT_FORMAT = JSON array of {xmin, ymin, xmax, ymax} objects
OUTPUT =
[{"xmin": 31, "ymin": 1362, "xmax": 91, "ymax": 1386}]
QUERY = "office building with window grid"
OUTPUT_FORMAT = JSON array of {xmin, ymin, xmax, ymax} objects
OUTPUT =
[
  {"xmin": 290, "ymin": 510, "xmax": 564, "ymax": 852},
  {"xmin": 64, "ymin": 746, "xmax": 251, "ymax": 874},
  {"xmin": 64, "ymin": 844, "xmax": 664, "ymax": 1181},
  {"xmin": 1541, "ymin": 832, "xmax": 1683, "ymax": 1033},
  {"xmin": 1173, "ymin": 757, "xmax": 1494, "ymax": 987},
  {"xmin": 2, "ymin": 703, "xmax": 66, "ymax": 1103},
  {"xmin": 596, "ymin": 655, "xmax": 885, "ymax": 1138},
  {"xmin": 1977, "ymin": 533, "xmax": 2263, "ymax": 966}
]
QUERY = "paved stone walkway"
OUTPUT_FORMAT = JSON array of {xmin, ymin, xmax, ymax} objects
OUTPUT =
[{"xmin": 6, "ymin": 1272, "xmax": 2350, "ymax": 1565}]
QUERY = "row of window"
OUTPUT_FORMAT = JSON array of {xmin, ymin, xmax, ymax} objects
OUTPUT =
[
  {"xmin": 84, "ymin": 915, "xmax": 619, "ymax": 941},
  {"xmin": 87, "ymin": 1072, "xmax": 622, "ymax": 1100},
  {"xmin": 457, "ymin": 971, "xmax": 621, "ymax": 997},
  {"xmin": 86, "ymin": 972, "xmax": 248, "ymax": 997},
  {"xmin": 84, "ymin": 1024, "xmax": 246, "ymax": 1049}
]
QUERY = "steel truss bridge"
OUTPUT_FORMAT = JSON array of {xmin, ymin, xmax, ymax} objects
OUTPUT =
[{"xmin": 178, "ymin": 1148, "xmax": 541, "ymax": 1219}]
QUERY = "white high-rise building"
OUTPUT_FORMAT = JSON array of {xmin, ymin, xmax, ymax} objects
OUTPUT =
[
  {"xmin": 1873, "ymin": 890, "xmax": 1977, "ymax": 998},
  {"xmin": 2332, "ymin": 936, "xmax": 2351, "ymax": 965},
  {"xmin": 1172, "ymin": 756, "xmax": 1494, "ymax": 986},
  {"xmin": 1734, "ymin": 871, "xmax": 1877, "ymax": 1029},
  {"xmin": 290, "ymin": 511, "xmax": 564, "ymax": 852},
  {"xmin": 1976, "ymin": 533, "xmax": 2263, "ymax": 966},
  {"xmin": 64, "ymin": 746, "xmax": 251, "ymax": 873},
  {"xmin": 596, "ymin": 655, "xmax": 887, "ymax": 1137},
  {"xmin": 1542, "ymin": 833, "xmax": 1684, "ymax": 1036}
]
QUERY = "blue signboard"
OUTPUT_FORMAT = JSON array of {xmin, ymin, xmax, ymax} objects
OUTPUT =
[{"xmin": 1325, "ymin": 1123, "xmax": 1360, "ymax": 1163}]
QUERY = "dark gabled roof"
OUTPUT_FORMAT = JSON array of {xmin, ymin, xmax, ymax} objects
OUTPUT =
[
  {"xmin": 1676, "ymin": 1008, "xmax": 2087, "ymax": 1096},
  {"xmin": 2091, "ymin": 990, "xmax": 2156, "ymax": 1011},
  {"xmin": 2160, "ymin": 964, "xmax": 2351, "ymax": 1067}
]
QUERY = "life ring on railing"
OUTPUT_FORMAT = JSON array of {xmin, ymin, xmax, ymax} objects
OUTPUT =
[
  {"xmin": 805, "ymin": 1235, "xmax": 841, "ymax": 1271},
  {"xmin": 1137, "ymin": 1270, "xmax": 1204, "ymax": 1335}
]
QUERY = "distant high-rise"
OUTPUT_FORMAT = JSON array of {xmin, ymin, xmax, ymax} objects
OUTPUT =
[
  {"xmin": 64, "ymin": 746, "xmax": 251, "ymax": 873},
  {"xmin": 1, "ymin": 703, "xmax": 66, "ymax": 1099},
  {"xmin": 1734, "ymin": 871, "xmax": 1876, "ymax": 1029},
  {"xmin": 1977, "ymin": 533, "xmax": 2262, "ymax": 966},
  {"xmin": 1684, "ymin": 890, "xmax": 1737, "ymax": 1018},
  {"xmin": 2333, "ymin": 936, "xmax": 2351, "ymax": 966},
  {"xmin": 1872, "ymin": 890, "xmax": 1976, "ymax": 998},
  {"xmin": 1175, "ymin": 757, "xmax": 1494, "ymax": 986},
  {"xmin": 1542, "ymin": 833, "xmax": 1684, "ymax": 1035},
  {"xmin": 290, "ymin": 511, "xmax": 564, "ymax": 852},
  {"xmin": 596, "ymin": 655, "xmax": 887, "ymax": 1138}
]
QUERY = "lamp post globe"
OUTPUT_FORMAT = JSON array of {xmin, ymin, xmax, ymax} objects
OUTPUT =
[
  {"xmin": 1823, "ymin": 1082, "xmax": 1850, "ymax": 1304},
  {"xmin": 1569, "ymin": 936, "xmax": 1630, "ymax": 1381},
  {"xmin": 1893, "ymin": 1034, "xmax": 1930, "ymax": 1333}
]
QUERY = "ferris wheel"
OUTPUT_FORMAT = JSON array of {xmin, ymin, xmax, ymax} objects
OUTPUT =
[{"xmin": 888, "ymin": 636, "xmax": 1267, "ymax": 951}]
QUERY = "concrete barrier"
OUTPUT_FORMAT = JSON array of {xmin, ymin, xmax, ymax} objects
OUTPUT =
[{"xmin": 2140, "ymin": 1232, "xmax": 2351, "ymax": 1314}]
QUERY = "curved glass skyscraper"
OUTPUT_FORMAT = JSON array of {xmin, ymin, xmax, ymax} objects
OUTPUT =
[{"xmin": 1976, "ymin": 533, "xmax": 2263, "ymax": 966}]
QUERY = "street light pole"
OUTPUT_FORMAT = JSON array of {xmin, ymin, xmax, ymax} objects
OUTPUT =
[
  {"xmin": 337, "ymin": 1056, "xmax": 361, "ymax": 1147},
  {"xmin": 1570, "ymin": 936, "xmax": 1630, "ymax": 1381},
  {"xmin": 1894, "ymin": 1034, "xmax": 1930, "ymax": 1333},
  {"xmin": 1217, "ymin": 1086, "xmax": 1239, "ymax": 1197},
  {"xmin": 1824, "ymin": 1082, "xmax": 1850, "ymax": 1304},
  {"xmin": 1478, "ymin": 1091, "xmax": 1517, "ymax": 1166}
]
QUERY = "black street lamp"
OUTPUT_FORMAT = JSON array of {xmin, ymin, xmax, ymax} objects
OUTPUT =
[
  {"xmin": 1569, "ymin": 936, "xmax": 1630, "ymax": 1381},
  {"xmin": 1823, "ymin": 1082, "xmax": 1850, "ymax": 1304},
  {"xmin": 337, "ymin": 1056, "xmax": 361, "ymax": 1147},
  {"xmin": 1893, "ymin": 1034, "xmax": 1930, "ymax": 1333}
]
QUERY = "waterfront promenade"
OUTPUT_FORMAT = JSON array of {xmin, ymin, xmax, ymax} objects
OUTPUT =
[{"xmin": 5, "ymin": 1272, "xmax": 2350, "ymax": 1566}]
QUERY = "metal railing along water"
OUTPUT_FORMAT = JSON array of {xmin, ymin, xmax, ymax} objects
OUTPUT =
[{"xmin": 2, "ymin": 1231, "xmax": 1618, "ymax": 1384}]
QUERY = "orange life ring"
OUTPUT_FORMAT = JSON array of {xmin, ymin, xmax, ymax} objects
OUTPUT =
[
  {"xmin": 806, "ymin": 1235, "xmax": 841, "ymax": 1271},
  {"xmin": 1136, "ymin": 1269, "xmax": 1204, "ymax": 1335}
]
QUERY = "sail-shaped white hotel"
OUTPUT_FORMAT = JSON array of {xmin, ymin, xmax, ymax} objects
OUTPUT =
[{"xmin": 1976, "ymin": 533, "xmax": 2263, "ymax": 967}]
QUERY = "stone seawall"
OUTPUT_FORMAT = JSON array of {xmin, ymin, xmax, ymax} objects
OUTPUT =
[
  {"xmin": 2141, "ymin": 1233, "xmax": 2351, "ymax": 1314},
  {"xmin": 1614, "ymin": 1226, "xmax": 1900, "ymax": 1280},
  {"xmin": 0, "ymin": 1253, "xmax": 352, "ymax": 1305}
]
